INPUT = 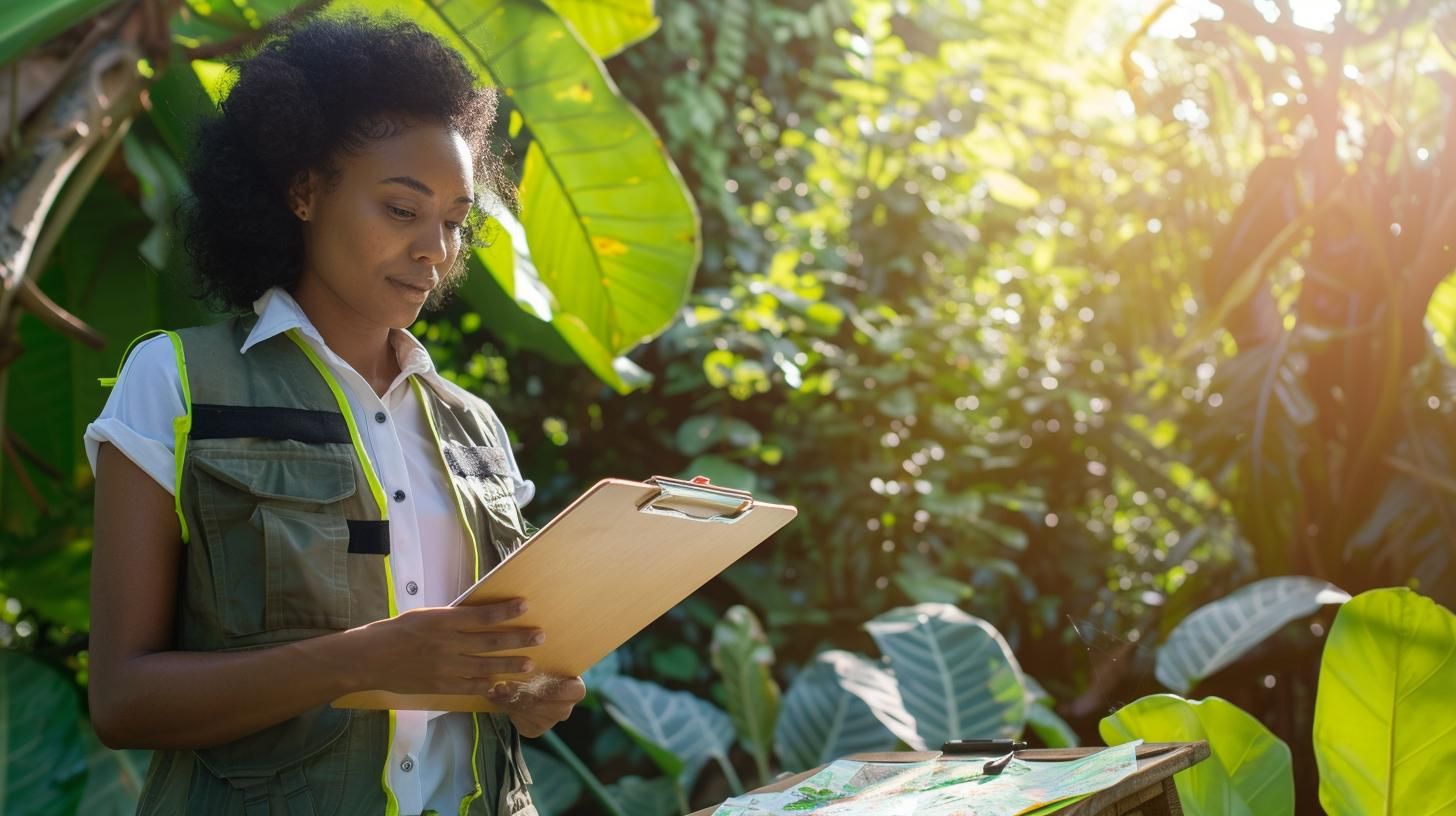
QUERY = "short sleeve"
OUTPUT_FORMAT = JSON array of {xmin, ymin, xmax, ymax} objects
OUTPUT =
[
  {"xmin": 487, "ymin": 410, "xmax": 535, "ymax": 508},
  {"xmin": 84, "ymin": 334, "xmax": 187, "ymax": 495}
]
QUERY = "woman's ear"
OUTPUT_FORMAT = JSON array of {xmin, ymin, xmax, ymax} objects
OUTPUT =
[{"xmin": 286, "ymin": 169, "xmax": 317, "ymax": 221}]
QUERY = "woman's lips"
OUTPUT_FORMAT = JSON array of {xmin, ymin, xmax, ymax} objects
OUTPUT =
[{"xmin": 389, "ymin": 278, "xmax": 431, "ymax": 301}]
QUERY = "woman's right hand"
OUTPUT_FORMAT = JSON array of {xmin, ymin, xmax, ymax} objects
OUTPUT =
[{"xmin": 347, "ymin": 598, "xmax": 542, "ymax": 697}]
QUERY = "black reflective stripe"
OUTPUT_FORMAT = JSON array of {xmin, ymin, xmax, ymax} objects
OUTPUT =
[
  {"xmin": 191, "ymin": 404, "xmax": 351, "ymax": 444},
  {"xmin": 347, "ymin": 520, "xmax": 390, "ymax": 555}
]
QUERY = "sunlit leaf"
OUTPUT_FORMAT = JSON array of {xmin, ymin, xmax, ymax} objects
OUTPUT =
[
  {"xmin": 1101, "ymin": 694, "xmax": 1292, "ymax": 816},
  {"xmin": 541, "ymin": 0, "xmax": 659, "ymax": 58},
  {"xmin": 1314, "ymin": 588, "xmax": 1456, "ymax": 816}
]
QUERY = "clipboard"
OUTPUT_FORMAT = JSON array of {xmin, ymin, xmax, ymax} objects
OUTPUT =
[{"xmin": 331, "ymin": 475, "xmax": 798, "ymax": 712}]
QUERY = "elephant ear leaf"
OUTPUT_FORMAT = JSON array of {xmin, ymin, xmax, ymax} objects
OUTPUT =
[
  {"xmin": 710, "ymin": 606, "xmax": 781, "ymax": 775},
  {"xmin": 1101, "ymin": 694, "xmax": 1292, "ymax": 816},
  {"xmin": 774, "ymin": 651, "xmax": 897, "ymax": 771},
  {"xmin": 864, "ymin": 603, "xmax": 1028, "ymax": 748},
  {"xmin": 597, "ymin": 676, "xmax": 734, "ymax": 791},
  {"xmin": 1157, "ymin": 576, "xmax": 1349, "ymax": 694},
  {"xmin": 1314, "ymin": 588, "xmax": 1456, "ymax": 816},
  {"xmin": 541, "ymin": 0, "xmax": 660, "ymax": 57},
  {"xmin": 0, "ymin": 652, "xmax": 89, "ymax": 815}
]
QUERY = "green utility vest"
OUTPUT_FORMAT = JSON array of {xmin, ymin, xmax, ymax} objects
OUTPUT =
[{"xmin": 103, "ymin": 314, "xmax": 538, "ymax": 816}]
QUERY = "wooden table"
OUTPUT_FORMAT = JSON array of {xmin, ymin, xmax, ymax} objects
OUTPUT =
[{"xmin": 688, "ymin": 741, "xmax": 1210, "ymax": 816}]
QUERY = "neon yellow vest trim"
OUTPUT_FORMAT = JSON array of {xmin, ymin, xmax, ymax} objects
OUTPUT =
[
  {"xmin": 282, "ymin": 328, "xmax": 406, "ymax": 816},
  {"xmin": 411, "ymin": 376, "xmax": 486, "ymax": 816},
  {"xmin": 100, "ymin": 329, "xmax": 193, "ymax": 543}
]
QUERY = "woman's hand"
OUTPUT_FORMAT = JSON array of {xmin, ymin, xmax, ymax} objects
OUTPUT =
[
  {"xmin": 488, "ymin": 675, "xmax": 587, "ymax": 738},
  {"xmin": 347, "ymin": 599, "xmax": 542, "ymax": 697}
]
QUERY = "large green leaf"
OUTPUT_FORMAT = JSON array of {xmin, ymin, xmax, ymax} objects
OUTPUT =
[
  {"xmin": 540, "ymin": 0, "xmax": 660, "ymax": 58},
  {"xmin": 1156, "ymin": 576, "xmax": 1350, "ymax": 694},
  {"xmin": 0, "ymin": 0, "xmax": 122, "ymax": 67},
  {"xmin": 521, "ymin": 745, "xmax": 581, "ymax": 816},
  {"xmin": 469, "ymin": 203, "xmax": 650, "ymax": 390},
  {"xmin": 355, "ymin": 0, "xmax": 700, "ymax": 393},
  {"xmin": 77, "ymin": 726, "xmax": 150, "ymax": 816},
  {"xmin": 864, "ymin": 603, "xmax": 1028, "ymax": 749},
  {"xmin": 1314, "ymin": 588, "xmax": 1456, "ymax": 816},
  {"xmin": 456, "ymin": 254, "xmax": 579, "ymax": 366},
  {"xmin": 121, "ymin": 130, "xmax": 190, "ymax": 270},
  {"xmin": 710, "ymin": 606, "xmax": 781, "ymax": 777},
  {"xmin": 819, "ymin": 651, "xmax": 919, "ymax": 750},
  {"xmin": 597, "ymin": 675, "xmax": 735, "ymax": 790},
  {"xmin": 0, "ymin": 652, "xmax": 89, "ymax": 816},
  {"xmin": 1100, "ymin": 694, "xmax": 1292, "ymax": 816},
  {"xmin": 773, "ymin": 651, "xmax": 896, "ymax": 771},
  {"xmin": 144, "ymin": 45, "xmax": 221, "ymax": 162},
  {"xmin": 603, "ymin": 775, "xmax": 678, "ymax": 816}
]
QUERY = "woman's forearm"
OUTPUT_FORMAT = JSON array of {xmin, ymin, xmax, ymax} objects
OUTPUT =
[{"xmin": 90, "ymin": 627, "xmax": 373, "ymax": 751}]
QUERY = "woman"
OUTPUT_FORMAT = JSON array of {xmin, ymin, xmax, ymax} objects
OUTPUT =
[{"xmin": 84, "ymin": 10, "xmax": 582, "ymax": 815}]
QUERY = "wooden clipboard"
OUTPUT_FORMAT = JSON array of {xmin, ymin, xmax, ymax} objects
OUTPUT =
[{"xmin": 331, "ymin": 475, "xmax": 798, "ymax": 712}]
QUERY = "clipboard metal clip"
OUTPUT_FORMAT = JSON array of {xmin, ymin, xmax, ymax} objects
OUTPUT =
[{"xmin": 638, "ymin": 475, "xmax": 755, "ymax": 524}]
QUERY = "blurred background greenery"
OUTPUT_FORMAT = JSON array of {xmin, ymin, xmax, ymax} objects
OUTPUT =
[{"xmin": 2, "ymin": 0, "xmax": 1454, "ymax": 813}]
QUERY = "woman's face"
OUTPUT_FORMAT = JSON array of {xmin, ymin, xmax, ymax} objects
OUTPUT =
[{"xmin": 293, "ymin": 117, "xmax": 476, "ymax": 329}]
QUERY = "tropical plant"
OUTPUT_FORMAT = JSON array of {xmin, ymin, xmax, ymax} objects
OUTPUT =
[
  {"xmin": 1104, "ymin": 587, "xmax": 1456, "ymax": 816},
  {"xmin": 1313, "ymin": 587, "xmax": 1456, "ymax": 815},
  {"xmin": 534, "ymin": 603, "xmax": 1069, "ymax": 814}
]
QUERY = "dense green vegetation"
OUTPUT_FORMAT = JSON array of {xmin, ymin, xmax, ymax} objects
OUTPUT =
[{"xmin": 1, "ymin": 0, "xmax": 1453, "ymax": 812}]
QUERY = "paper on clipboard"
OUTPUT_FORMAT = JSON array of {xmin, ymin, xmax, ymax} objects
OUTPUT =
[{"xmin": 331, "ymin": 475, "xmax": 797, "ymax": 712}]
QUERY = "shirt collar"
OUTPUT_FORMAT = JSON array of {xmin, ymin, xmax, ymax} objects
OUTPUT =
[{"xmin": 240, "ymin": 285, "xmax": 459, "ymax": 407}]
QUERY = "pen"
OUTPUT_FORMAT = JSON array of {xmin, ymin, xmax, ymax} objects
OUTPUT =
[{"xmin": 940, "ymin": 739, "xmax": 1027, "ymax": 754}]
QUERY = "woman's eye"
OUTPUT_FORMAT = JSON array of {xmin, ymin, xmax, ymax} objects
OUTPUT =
[{"xmin": 387, "ymin": 205, "xmax": 415, "ymax": 219}]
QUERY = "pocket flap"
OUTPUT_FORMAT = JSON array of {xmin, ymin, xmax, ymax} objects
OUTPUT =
[{"xmin": 193, "ymin": 452, "xmax": 357, "ymax": 504}]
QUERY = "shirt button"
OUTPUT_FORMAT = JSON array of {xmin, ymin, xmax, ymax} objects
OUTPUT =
[
  {"xmin": 406, "ymin": 580, "xmax": 419, "ymax": 596},
  {"xmin": 374, "ymin": 411, "xmax": 386, "ymax": 423},
  {"xmin": 400, "ymin": 756, "xmax": 414, "ymax": 773},
  {"xmin": 393, "ymin": 489, "xmax": 406, "ymax": 502}
]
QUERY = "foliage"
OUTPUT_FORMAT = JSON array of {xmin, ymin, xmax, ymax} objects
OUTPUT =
[
  {"xmin": 1313, "ymin": 587, "xmax": 1456, "ymax": 816},
  {"xmin": 1105, "ymin": 587, "xmax": 1456, "ymax": 816},
  {"xmin": 0, "ymin": 652, "xmax": 85, "ymax": 811},
  {"xmin": 1100, "ymin": 694, "xmax": 1293, "ymax": 816},
  {"xmin": 2, "ymin": 0, "xmax": 1454, "ymax": 812},
  {"xmin": 1155, "ymin": 575, "xmax": 1350, "ymax": 694}
]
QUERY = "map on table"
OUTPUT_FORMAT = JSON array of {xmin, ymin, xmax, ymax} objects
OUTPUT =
[{"xmin": 711, "ymin": 741, "xmax": 1141, "ymax": 816}]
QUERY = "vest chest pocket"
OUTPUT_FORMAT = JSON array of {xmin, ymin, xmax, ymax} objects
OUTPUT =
[{"xmin": 191, "ymin": 451, "xmax": 358, "ymax": 638}]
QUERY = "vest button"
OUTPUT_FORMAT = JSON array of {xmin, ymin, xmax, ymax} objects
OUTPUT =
[
  {"xmin": 400, "ymin": 757, "xmax": 414, "ymax": 773},
  {"xmin": 374, "ymin": 411, "xmax": 386, "ymax": 423},
  {"xmin": 406, "ymin": 580, "xmax": 419, "ymax": 595},
  {"xmin": 393, "ymin": 489, "xmax": 406, "ymax": 502}
]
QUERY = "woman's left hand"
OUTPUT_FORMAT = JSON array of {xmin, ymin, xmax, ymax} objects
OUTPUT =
[{"xmin": 488, "ymin": 675, "xmax": 587, "ymax": 738}]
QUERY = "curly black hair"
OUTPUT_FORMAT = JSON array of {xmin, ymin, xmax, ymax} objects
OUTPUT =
[{"xmin": 179, "ymin": 8, "xmax": 514, "ymax": 313}]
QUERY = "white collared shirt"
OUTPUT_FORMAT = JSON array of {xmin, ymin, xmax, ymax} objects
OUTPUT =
[{"xmin": 83, "ymin": 285, "xmax": 534, "ymax": 816}]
